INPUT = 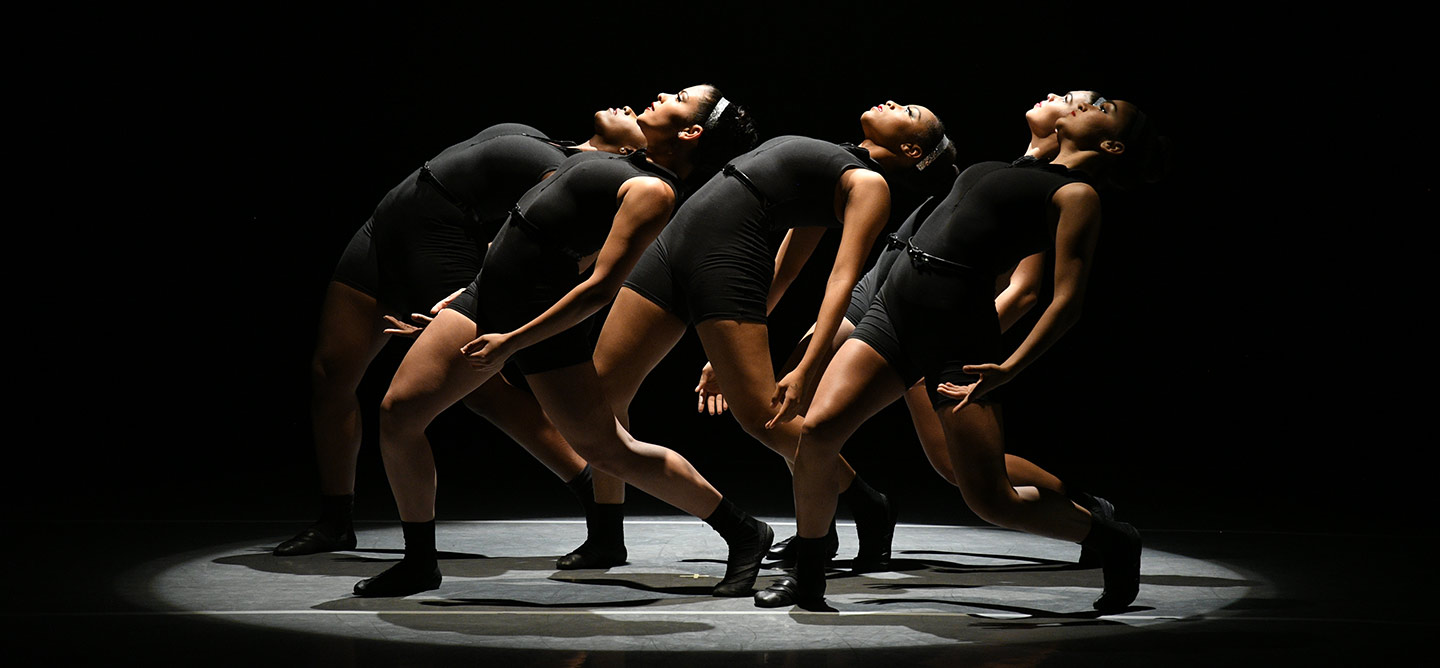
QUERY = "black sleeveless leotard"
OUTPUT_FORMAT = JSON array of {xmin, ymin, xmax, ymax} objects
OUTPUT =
[
  {"xmin": 844, "ymin": 195, "xmax": 944, "ymax": 325},
  {"xmin": 848, "ymin": 159, "xmax": 1087, "ymax": 408},
  {"xmin": 447, "ymin": 150, "xmax": 679, "ymax": 374},
  {"xmin": 331, "ymin": 123, "xmax": 570, "ymax": 315},
  {"xmin": 624, "ymin": 136, "xmax": 881, "ymax": 325}
]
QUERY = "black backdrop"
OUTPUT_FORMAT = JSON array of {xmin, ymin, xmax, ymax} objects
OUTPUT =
[{"xmin": 17, "ymin": 2, "xmax": 1429, "ymax": 534}]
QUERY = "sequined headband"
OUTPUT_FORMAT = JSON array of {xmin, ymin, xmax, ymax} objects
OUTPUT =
[
  {"xmin": 916, "ymin": 134, "xmax": 951, "ymax": 171},
  {"xmin": 704, "ymin": 97, "xmax": 730, "ymax": 130}
]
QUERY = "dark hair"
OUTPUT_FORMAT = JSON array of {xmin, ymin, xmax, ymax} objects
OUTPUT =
[
  {"xmin": 1102, "ymin": 103, "xmax": 1171, "ymax": 191},
  {"xmin": 893, "ymin": 110, "xmax": 958, "ymax": 196},
  {"xmin": 685, "ymin": 85, "xmax": 759, "ymax": 187}
]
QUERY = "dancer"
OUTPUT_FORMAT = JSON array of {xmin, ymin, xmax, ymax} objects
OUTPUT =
[
  {"xmin": 589, "ymin": 101, "xmax": 956, "ymax": 569},
  {"xmin": 354, "ymin": 85, "xmax": 769, "ymax": 598},
  {"xmin": 277, "ymin": 112, "xmax": 649, "ymax": 557},
  {"xmin": 275, "ymin": 108, "xmax": 651, "ymax": 557},
  {"xmin": 760, "ymin": 97, "xmax": 1164, "ymax": 612},
  {"xmin": 754, "ymin": 90, "xmax": 1116, "ymax": 566}
]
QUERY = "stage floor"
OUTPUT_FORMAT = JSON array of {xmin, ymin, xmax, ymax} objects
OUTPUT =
[{"xmin": 7, "ymin": 517, "xmax": 1430, "ymax": 666}]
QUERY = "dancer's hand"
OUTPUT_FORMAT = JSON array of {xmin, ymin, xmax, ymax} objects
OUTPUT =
[
  {"xmin": 382, "ymin": 313, "xmax": 433, "ymax": 338},
  {"xmin": 767, "ymin": 367, "xmax": 808, "ymax": 429},
  {"xmin": 694, "ymin": 362, "xmax": 728, "ymax": 415},
  {"xmin": 937, "ymin": 363, "xmax": 1013, "ymax": 412},
  {"xmin": 460, "ymin": 332, "xmax": 513, "ymax": 373},
  {"xmin": 430, "ymin": 288, "xmax": 466, "ymax": 315}
]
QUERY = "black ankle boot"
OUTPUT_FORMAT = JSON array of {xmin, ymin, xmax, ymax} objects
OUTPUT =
[
  {"xmin": 556, "ymin": 466, "xmax": 628, "ymax": 569},
  {"xmin": 1072, "ymin": 491, "xmax": 1115, "ymax": 568},
  {"xmin": 557, "ymin": 503, "xmax": 628, "ymax": 569},
  {"xmin": 754, "ymin": 536, "xmax": 829, "ymax": 611},
  {"xmin": 353, "ymin": 520, "xmax": 441, "ymax": 597},
  {"xmin": 1082, "ymin": 516, "xmax": 1141, "ymax": 612},
  {"xmin": 274, "ymin": 494, "xmax": 357, "ymax": 556},
  {"xmin": 704, "ymin": 498, "xmax": 774, "ymax": 597},
  {"xmin": 843, "ymin": 477, "xmax": 897, "ymax": 570}
]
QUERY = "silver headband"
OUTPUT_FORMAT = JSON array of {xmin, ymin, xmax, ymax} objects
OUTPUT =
[
  {"xmin": 916, "ymin": 134, "xmax": 951, "ymax": 171},
  {"xmin": 703, "ymin": 97, "xmax": 730, "ymax": 130}
]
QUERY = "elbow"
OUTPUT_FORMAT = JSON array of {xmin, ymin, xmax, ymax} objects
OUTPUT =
[
  {"xmin": 1015, "ymin": 290, "xmax": 1040, "ymax": 317},
  {"xmin": 1058, "ymin": 298, "xmax": 1085, "ymax": 327},
  {"xmin": 588, "ymin": 276, "xmax": 628, "ymax": 308}
]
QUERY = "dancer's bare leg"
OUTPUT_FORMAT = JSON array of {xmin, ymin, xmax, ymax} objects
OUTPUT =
[
  {"xmin": 792, "ymin": 339, "xmax": 908, "ymax": 538},
  {"xmin": 378, "ymin": 309, "xmax": 496, "ymax": 522},
  {"xmin": 312, "ymin": 281, "xmax": 391, "ymax": 496},
  {"xmin": 352, "ymin": 308, "xmax": 495, "ymax": 598},
  {"xmin": 526, "ymin": 361, "xmax": 774, "ymax": 597},
  {"xmin": 937, "ymin": 402, "xmax": 1090, "ymax": 542},
  {"xmin": 904, "ymin": 384, "xmax": 1065, "ymax": 493},
  {"xmin": 275, "ymin": 281, "xmax": 391, "ymax": 556},
  {"xmin": 460, "ymin": 376, "xmax": 585, "ymax": 481},
  {"xmin": 591, "ymin": 287, "xmax": 691, "ymax": 505}
]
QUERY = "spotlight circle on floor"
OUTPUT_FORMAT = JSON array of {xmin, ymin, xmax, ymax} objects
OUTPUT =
[{"xmin": 131, "ymin": 518, "xmax": 1253, "ymax": 651}]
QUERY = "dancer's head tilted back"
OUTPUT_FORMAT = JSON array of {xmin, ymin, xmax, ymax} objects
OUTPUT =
[
  {"xmin": 583, "ymin": 105, "xmax": 649, "ymax": 155},
  {"xmin": 859, "ymin": 100, "xmax": 957, "ymax": 192},
  {"xmin": 637, "ymin": 84, "xmax": 758, "ymax": 183},
  {"xmin": 1054, "ymin": 96, "xmax": 1169, "ymax": 190},
  {"xmin": 1025, "ymin": 90, "xmax": 1102, "ymax": 159}
]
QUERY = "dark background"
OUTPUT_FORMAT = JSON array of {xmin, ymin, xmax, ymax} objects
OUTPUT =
[{"xmin": 16, "ymin": 3, "xmax": 1429, "ymax": 535}]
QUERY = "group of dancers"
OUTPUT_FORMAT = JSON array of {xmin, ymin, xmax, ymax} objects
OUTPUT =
[{"xmin": 274, "ymin": 83, "xmax": 1165, "ymax": 612}]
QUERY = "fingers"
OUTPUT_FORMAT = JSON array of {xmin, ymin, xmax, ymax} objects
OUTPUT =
[
  {"xmin": 696, "ymin": 389, "xmax": 729, "ymax": 415},
  {"xmin": 382, "ymin": 315, "xmax": 417, "ymax": 337},
  {"xmin": 766, "ymin": 395, "xmax": 797, "ymax": 430},
  {"xmin": 409, "ymin": 313, "xmax": 434, "ymax": 325},
  {"xmin": 950, "ymin": 380, "xmax": 986, "ymax": 413},
  {"xmin": 431, "ymin": 288, "xmax": 466, "ymax": 314},
  {"xmin": 463, "ymin": 346, "xmax": 499, "ymax": 371}
]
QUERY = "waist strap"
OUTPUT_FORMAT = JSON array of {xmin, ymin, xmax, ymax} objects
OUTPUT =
[
  {"xmin": 722, "ymin": 163, "xmax": 771, "ymax": 209},
  {"xmin": 902, "ymin": 239, "xmax": 983, "ymax": 277}
]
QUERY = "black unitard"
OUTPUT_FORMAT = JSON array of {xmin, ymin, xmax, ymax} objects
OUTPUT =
[
  {"xmin": 624, "ymin": 136, "xmax": 881, "ymax": 325},
  {"xmin": 844, "ymin": 196, "xmax": 943, "ymax": 325},
  {"xmin": 447, "ymin": 150, "xmax": 679, "ymax": 374},
  {"xmin": 332, "ymin": 123, "xmax": 570, "ymax": 315},
  {"xmin": 848, "ymin": 159, "xmax": 1086, "ymax": 408}
]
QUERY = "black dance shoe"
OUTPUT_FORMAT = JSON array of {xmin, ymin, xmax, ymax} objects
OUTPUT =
[
  {"xmin": 273, "ymin": 524, "xmax": 357, "ymax": 557},
  {"xmin": 753, "ymin": 575, "xmax": 830, "ymax": 611},
  {"xmin": 353, "ymin": 560, "xmax": 442, "ymax": 598},
  {"xmin": 1086, "ymin": 517, "xmax": 1141, "ymax": 612},
  {"xmin": 712, "ymin": 519, "xmax": 774, "ymax": 597},
  {"xmin": 555, "ymin": 544, "xmax": 628, "ymax": 570},
  {"xmin": 1075, "ymin": 493, "xmax": 1115, "ymax": 568},
  {"xmin": 765, "ymin": 521, "xmax": 839, "ymax": 567},
  {"xmin": 852, "ymin": 495, "xmax": 898, "ymax": 571}
]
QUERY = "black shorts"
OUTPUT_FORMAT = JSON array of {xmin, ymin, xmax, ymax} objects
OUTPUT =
[
  {"xmin": 332, "ymin": 218, "xmax": 380, "ymax": 298},
  {"xmin": 333, "ymin": 171, "xmax": 485, "ymax": 316},
  {"xmin": 845, "ymin": 264, "xmax": 881, "ymax": 326},
  {"xmin": 848, "ymin": 261, "xmax": 1003, "ymax": 409},
  {"xmin": 623, "ymin": 176, "xmax": 772, "ymax": 326},
  {"xmin": 446, "ymin": 221, "xmax": 596, "ymax": 376}
]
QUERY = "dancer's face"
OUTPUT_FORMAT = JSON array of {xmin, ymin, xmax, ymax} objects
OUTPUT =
[
  {"xmin": 593, "ymin": 105, "xmax": 646, "ymax": 151},
  {"xmin": 860, "ymin": 100, "xmax": 933, "ymax": 154},
  {"xmin": 1056, "ymin": 99, "xmax": 1136, "ymax": 154},
  {"xmin": 638, "ymin": 85, "xmax": 712, "ymax": 140},
  {"xmin": 1026, "ymin": 90, "xmax": 1099, "ymax": 135}
]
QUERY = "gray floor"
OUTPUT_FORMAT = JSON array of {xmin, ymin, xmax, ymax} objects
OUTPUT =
[
  {"xmin": 8, "ymin": 518, "xmax": 1431, "ymax": 666},
  {"xmin": 129, "ymin": 519, "xmax": 1242, "ymax": 651}
]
